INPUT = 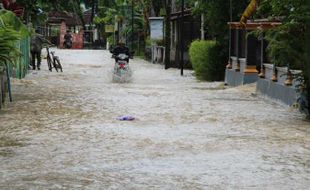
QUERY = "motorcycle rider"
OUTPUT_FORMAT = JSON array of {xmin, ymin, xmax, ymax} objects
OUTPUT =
[
  {"xmin": 63, "ymin": 30, "xmax": 72, "ymax": 49},
  {"xmin": 112, "ymin": 41, "xmax": 130, "ymax": 63}
]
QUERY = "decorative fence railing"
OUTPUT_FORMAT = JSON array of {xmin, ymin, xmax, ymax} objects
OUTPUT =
[
  {"xmin": 224, "ymin": 21, "xmax": 305, "ymax": 106},
  {"xmin": 256, "ymin": 64, "xmax": 302, "ymax": 106},
  {"xmin": 10, "ymin": 37, "xmax": 30, "ymax": 79}
]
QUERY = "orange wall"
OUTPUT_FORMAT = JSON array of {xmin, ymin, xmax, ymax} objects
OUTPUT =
[{"xmin": 59, "ymin": 21, "xmax": 84, "ymax": 49}]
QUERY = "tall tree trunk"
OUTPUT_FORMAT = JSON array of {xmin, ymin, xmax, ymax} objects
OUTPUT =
[
  {"xmin": 91, "ymin": 0, "xmax": 95, "ymax": 27},
  {"xmin": 152, "ymin": 1, "xmax": 161, "ymax": 17},
  {"xmin": 164, "ymin": 0, "xmax": 171, "ymax": 69},
  {"xmin": 201, "ymin": 14, "xmax": 205, "ymax": 40},
  {"xmin": 141, "ymin": 1, "xmax": 150, "ymax": 42}
]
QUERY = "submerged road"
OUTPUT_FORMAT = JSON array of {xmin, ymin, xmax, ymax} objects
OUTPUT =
[{"xmin": 0, "ymin": 49, "xmax": 309, "ymax": 189}]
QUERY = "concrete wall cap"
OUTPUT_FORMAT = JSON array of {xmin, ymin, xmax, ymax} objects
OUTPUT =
[
  {"xmin": 291, "ymin": 70, "xmax": 302, "ymax": 74},
  {"xmin": 276, "ymin": 66, "xmax": 288, "ymax": 72},
  {"xmin": 239, "ymin": 58, "xmax": 246, "ymax": 64},
  {"xmin": 263, "ymin": 63, "xmax": 273, "ymax": 69}
]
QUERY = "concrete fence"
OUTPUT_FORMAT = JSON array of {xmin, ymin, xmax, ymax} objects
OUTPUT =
[{"xmin": 256, "ymin": 64, "xmax": 302, "ymax": 105}]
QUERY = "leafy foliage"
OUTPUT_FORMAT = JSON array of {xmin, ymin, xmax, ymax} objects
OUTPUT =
[
  {"xmin": 0, "ymin": 10, "xmax": 30, "ymax": 67},
  {"xmin": 16, "ymin": 0, "xmax": 87, "ymax": 27},
  {"xmin": 264, "ymin": 24, "xmax": 304, "ymax": 69},
  {"xmin": 0, "ymin": 26, "xmax": 21, "ymax": 67},
  {"xmin": 189, "ymin": 40, "xmax": 226, "ymax": 81},
  {"xmin": 191, "ymin": 0, "xmax": 249, "ymax": 44},
  {"xmin": 95, "ymin": 0, "xmax": 154, "ymax": 54},
  {"xmin": 0, "ymin": 10, "xmax": 29, "ymax": 37},
  {"xmin": 257, "ymin": 0, "xmax": 309, "ymax": 116},
  {"xmin": 257, "ymin": 0, "xmax": 308, "ymax": 68},
  {"xmin": 187, "ymin": 0, "xmax": 249, "ymax": 81}
]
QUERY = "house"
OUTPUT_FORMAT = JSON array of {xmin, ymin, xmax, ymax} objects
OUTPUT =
[
  {"xmin": 225, "ymin": 19, "xmax": 300, "ymax": 105},
  {"xmin": 169, "ymin": 3, "xmax": 200, "ymax": 68},
  {"xmin": 44, "ymin": 9, "xmax": 102, "ymax": 49},
  {"xmin": 225, "ymin": 20, "xmax": 281, "ymax": 86},
  {"xmin": 44, "ymin": 11, "xmax": 84, "ymax": 49},
  {"xmin": 83, "ymin": 9, "xmax": 103, "ymax": 49}
]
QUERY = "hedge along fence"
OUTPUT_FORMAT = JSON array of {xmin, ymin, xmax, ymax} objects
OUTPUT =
[
  {"xmin": 0, "ymin": 10, "xmax": 30, "ymax": 109},
  {"xmin": 189, "ymin": 40, "xmax": 226, "ymax": 81}
]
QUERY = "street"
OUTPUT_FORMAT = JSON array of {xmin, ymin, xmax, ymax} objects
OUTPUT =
[{"xmin": 0, "ymin": 49, "xmax": 309, "ymax": 189}]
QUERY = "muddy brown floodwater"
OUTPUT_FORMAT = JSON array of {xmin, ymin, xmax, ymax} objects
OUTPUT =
[{"xmin": 0, "ymin": 49, "xmax": 309, "ymax": 189}]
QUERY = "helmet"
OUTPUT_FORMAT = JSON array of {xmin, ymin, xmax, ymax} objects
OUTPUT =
[{"xmin": 118, "ymin": 39, "xmax": 125, "ymax": 46}]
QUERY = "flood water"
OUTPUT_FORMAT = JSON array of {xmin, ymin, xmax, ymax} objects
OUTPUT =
[{"xmin": 0, "ymin": 49, "xmax": 309, "ymax": 189}]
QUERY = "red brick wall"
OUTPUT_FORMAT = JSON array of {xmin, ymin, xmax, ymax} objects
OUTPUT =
[
  {"xmin": 59, "ymin": 21, "xmax": 84, "ymax": 49},
  {"xmin": 59, "ymin": 21, "xmax": 66, "ymax": 49},
  {"xmin": 72, "ymin": 30, "xmax": 84, "ymax": 49}
]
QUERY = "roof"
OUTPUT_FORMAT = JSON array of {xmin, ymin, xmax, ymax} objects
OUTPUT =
[
  {"xmin": 47, "ymin": 11, "xmax": 82, "ymax": 26},
  {"xmin": 228, "ymin": 21, "xmax": 281, "ymax": 30},
  {"xmin": 170, "ymin": 9, "xmax": 192, "ymax": 21}
]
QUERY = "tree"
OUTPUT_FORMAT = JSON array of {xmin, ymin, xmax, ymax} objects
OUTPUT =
[
  {"xmin": 0, "ymin": 10, "xmax": 29, "ymax": 67},
  {"xmin": 191, "ymin": 0, "xmax": 249, "ymax": 44},
  {"xmin": 256, "ymin": 0, "xmax": 307, "ymax": 69},
  {"xmin": 186, "ymin": 0, "xmax": 249, "ymax": 80},
  {"xmin": 16, "ymin": 0, "xmax": 87, "ymax": 28},
  {"xmin": 257, "ymin": 0, "xmax": 310, "ymax": 116},
  {"xmin": 152, "ymin": 0, "xmax": 163, "ymax": 16}
]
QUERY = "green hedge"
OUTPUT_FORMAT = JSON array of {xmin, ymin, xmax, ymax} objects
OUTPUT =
[{"xmin": 189, "ymin": 40, "xmax": 226, "ymax": 81}]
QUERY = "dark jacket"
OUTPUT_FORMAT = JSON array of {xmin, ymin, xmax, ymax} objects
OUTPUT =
[
  {"xmin": 113, "ymin": 46, "xmax": 130, "ymax": 56},
  {"xmin": 30, "ymin": 34, "xmax": 44, "ymax": 53},
  {"xmin": 64, "ymin": 33, "xmax": 72, "ymax": 42}
]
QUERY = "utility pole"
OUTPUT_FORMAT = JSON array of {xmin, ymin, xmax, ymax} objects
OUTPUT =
[
  {"xmin": 180, "ymin": 0, "xmax": 184, "ymax": 76},
  {"xmin": 226, "ymin": 0, "xmax": 233, "ymax": 69},
  {"xmin": 164, "ymin": 0, "xmax": 172, "ymax": 69}
]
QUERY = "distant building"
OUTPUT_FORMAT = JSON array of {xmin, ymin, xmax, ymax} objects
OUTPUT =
[
  {"xmin": 225, "ymin": 19, "xmax": 281, "ymax": 86},
  {"xmin": 44, "ymin": 11, "xmax": 83, "ymax": 49},
  {"xmin": 169, "ymin": 8, "xmax": 200, "ymax": 68},
  {"xmin": 43, "ymin": 10, "xmax": 102, "ymax": 49}
]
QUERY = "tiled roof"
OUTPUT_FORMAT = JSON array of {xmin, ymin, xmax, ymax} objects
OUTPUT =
[{"xmin": 47, "ymin": 11, "xmax": 82, "ymax": 26}]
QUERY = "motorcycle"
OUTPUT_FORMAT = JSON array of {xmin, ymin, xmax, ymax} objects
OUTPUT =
[
  {"xmin": 64, "ymin": 40, "xmax": 72, "ymax": 49},
  {"xmin": 111, "ymin": 53, "xmax": 133, "ymax": 83}
]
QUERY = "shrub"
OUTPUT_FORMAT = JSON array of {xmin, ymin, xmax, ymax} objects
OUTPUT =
[{"xmin": 189, "ymin": 40, "xmax": 226, "ymax": 81}]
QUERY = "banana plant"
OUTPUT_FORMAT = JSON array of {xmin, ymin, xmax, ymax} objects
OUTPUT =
[
  {"xmin": 0, "ymin": 24, "xmax": 20, "ymax": 103},
  {"xmin": 0, "ymin": 10, "xmax": 26, "ymax": 68},
  {"xmin": 0, "ymin": 10, "xmax": 29, "ymax": 37},
  {"xmin": 0, "ymin": 9, "xmax": 30, "ymax": 103},
  {"xmin": 240, "ymin": 0, "xmax": 260, "ymax": 25},
  {"xmin": 0, "ymin": 26, "xmax": 21, "ymax": 67}
]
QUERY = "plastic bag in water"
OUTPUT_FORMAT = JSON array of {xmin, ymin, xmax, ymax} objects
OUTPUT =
[{"xmin": 117, "ymin": 116, "xmax": 135, "ymax": 121}]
